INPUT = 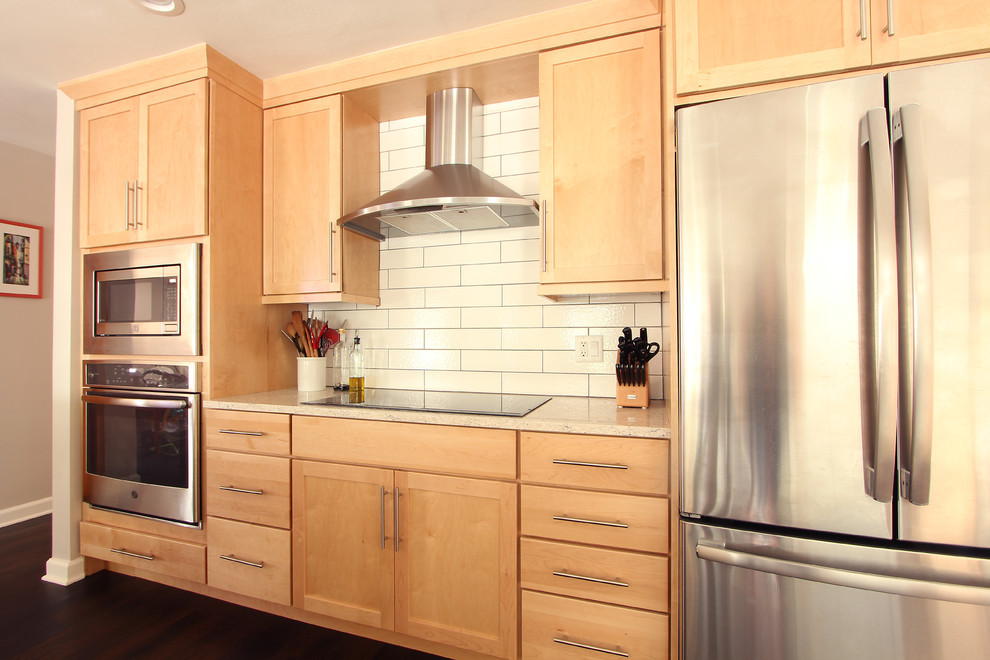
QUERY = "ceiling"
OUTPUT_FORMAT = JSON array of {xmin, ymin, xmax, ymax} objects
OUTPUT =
[{"xmin": 0, "ymin": 0, "xmax": 592, "ymax": 157}]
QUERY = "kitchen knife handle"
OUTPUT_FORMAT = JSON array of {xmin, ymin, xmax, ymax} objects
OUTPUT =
[
  {"xmin": 892, "ymin": 103, "xmax": 933, "ymax": 506},
  {"xmin": 860, "ymin": 107, "xmax": 898, "ymax": 504}
]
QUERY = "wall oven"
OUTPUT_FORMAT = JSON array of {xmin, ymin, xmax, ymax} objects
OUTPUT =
[
  {"xmin": 83, "ymin": 360, "xmax": 200, "ymax": 526},
  {"xmin": 83, "ymin": 242, "xmax": 200, "ymax": 356}
]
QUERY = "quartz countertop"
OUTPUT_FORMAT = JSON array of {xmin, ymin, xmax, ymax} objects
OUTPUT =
[{"xmin": 205, "ymin": 389, "xmax": 671, "ymax": 439}]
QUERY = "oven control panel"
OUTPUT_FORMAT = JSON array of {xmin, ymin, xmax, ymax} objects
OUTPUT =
[{"xmin": 84, "ymin": 361, "xmax": 199, "ymax": 392}]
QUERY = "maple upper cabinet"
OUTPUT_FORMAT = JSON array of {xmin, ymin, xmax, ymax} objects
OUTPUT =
[
  {"xmin": 263, "ymin": 95, "xmax": 381, "ymax": 305},
  {"xmin": 538, "ymin": 30, "xmax": 664, "ymax": 296},
  {"xmin": 674, "ymin": 0, "xmax": 990, "ymax": 95},
  {"xmin": 78, "ymin": 79, "xmax": 208, "ymax": 247}
]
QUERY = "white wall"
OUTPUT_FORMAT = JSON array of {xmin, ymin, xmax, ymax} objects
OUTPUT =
[
  {"xmin": 312, "ymin": 97, "xmax": 670, "ymax": 398},
  {"xmin": 0, "ymin": 140, "xmax": 55, "ymax": 526}
]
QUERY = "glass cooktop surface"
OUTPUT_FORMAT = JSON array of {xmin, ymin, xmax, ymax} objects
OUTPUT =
[{"xmin": 300, "ymin": 389, "xmax": 551, "ymax": 417}]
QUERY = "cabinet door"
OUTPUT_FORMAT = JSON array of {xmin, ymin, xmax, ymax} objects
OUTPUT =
[
  {"xmin": 674, "ymin": 0, "xmax": 872, "ymax": 94},
  {"xmin": 539, "ymin": 31, "xmax": 663, "ymax": 290},
  {"xmin": 264, "ymin": 96, "xmax": 344, "ymax": 296},
  {"xmin": 137, "ymin": 79, "xmax": 209, "ymax": 242},
  {"xmin": 870, "ymin": 0, "xmax": 990, "ymax": 64},
  {"xmin": 78, "ymin": 97, "xmax": 139, "ymax": 248},
  {"xmin": 394, "ymin": 472, "xmax": 517, "ymax": 659},
  {"xmin": 292, "ymin": 460, "xmax": 395, "ymax": 629}
]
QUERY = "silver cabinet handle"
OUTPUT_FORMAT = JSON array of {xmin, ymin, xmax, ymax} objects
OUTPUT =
[
  {"xmin": 111, "ymin": 547, "xmax": 154, "ymax": 561},
  {"xmin": 329, "ymin": 223, "xmax": 337, "ymax": 280},
  {"xmin": 552, "ymin": 459, "xmax": 628, "ymax": 470},
  {"xmin": 394, "ymin": 488, "xmax": 402, "ymax": 551},
  {"xmin": 553, "ymin": 515, "xmax": 629, "ymax": 529},
  {"xmin": 859, "ymin": 107, "xmax": 898, "ymax": 504},
  {"xmin": 124, "ymin": 181, "xmax": 133, "ymax": 229},
  {"xmin": 380, "ymin": 485, "xmax": 388, "ymax": 550},
  {"xmin": 892, "ymin": 103, "xmax": 933, "ymax": 506},
  {"xmin": 697, "ymin": 540, "xmax": 990, "ymax": 607},
  {"xmin": 220, "ymin": 554, "xmax": 264, "ymax": 569},
  {"xmin": 553, "ymin": 637, "xmax": 629, "ymax": 657},
  {"xmin": 886, "ymin": 0, "xmax": 895, "ymax": 35},
  {"xmin": 218, "ymin": 485, "xmax": 264, "ymax": 495},
  {"xmin": 553, "ymin": 570, "xmax": 629, "ymax": 588},
  {"xmin": 541, "ymin": 200, "xmax": 548, "ymax": 273},
  {"xmin": 82, "ymin": 394, "xmax": 189, "ymax": 410},
  {"xmin": 132, "ymin": 181, "xmax": 142, "ymax": 227},
  {"xmin": 859, "ymin": 0, "xmax": 868, "ymax": 39},
  {"xmin": 218, "ymin": 429, "xmax": 264, "ymax": 437}
]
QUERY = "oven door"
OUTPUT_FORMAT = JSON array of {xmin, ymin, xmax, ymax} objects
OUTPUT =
[{"xmin": 82, "ymin": 388, "xmax": 200, "ymax": 525}]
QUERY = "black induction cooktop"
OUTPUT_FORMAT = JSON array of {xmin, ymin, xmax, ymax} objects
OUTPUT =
[{"xmin": 300, "ymin": 389, "xmax": 551, "ymax": 417}]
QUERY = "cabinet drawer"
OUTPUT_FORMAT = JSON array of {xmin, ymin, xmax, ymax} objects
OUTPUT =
[
  {"xmin": 207, "ymin": 517, "xmax": 291, "ymax": 605},
  {"xmin": 522, "ymin": 590, "xmax": 668, "ymax": 659},
  {"xmin": 520, "ymin": 432, "xmax": 668, "ymax": 494},
  {"xmin": 292, "ymin": 416, "xmax": 516, "ymax": 479},
  {"xmin": 521, "ymin": 538, "xmax": 668, "ymax": 612},
  {"xmin": 79, "ymin": 521, "xmax": 205, "ymax": 584},
  {"xmin": 206, "ymin": 450, "xmax": 290, "ymax": 528},
  {"xmin": 521, "ymin": 485, "xmax": 668, "ymax": 553},
  {"xmin": 203, "ymin": 409, "xmax": 290, "ymax": 455}
]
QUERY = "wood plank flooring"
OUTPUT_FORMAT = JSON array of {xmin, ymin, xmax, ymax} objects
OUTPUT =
[{"xmin": 1, "ymin": 515, "xmax": 446, "ymax": 659}]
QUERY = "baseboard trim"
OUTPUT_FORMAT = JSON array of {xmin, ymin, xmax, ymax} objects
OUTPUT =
[
  {"xmin": 43, "ymin": 556, "xmax": 87, "ymax": 586},
  {"xmin": 0, "ymin": 497, "xmax": 52, "ymax": 528}
]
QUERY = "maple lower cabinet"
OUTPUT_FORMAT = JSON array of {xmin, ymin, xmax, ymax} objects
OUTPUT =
[
  {"xmin": 263, "ymin": 95, "xmax": 381, "ymax": 305},
  {"xmin": 78, "ymin": 78, "xmax": 208, "ymax": 247},
  {"xmin": 538, "ymin": 30, "xmax": 664, "ymax": 296},
  {"xmin": 293, "ymin": 460, "xmax": 518, "ymax": 659}
]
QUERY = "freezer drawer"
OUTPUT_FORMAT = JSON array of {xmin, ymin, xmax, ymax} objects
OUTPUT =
[{"xmin": 683, "ymin": 521, "xmax": 990, "ymax": 660}]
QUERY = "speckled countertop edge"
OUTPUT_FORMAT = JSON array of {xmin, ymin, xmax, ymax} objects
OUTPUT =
[{"xmin": 205, "ymin": 389, "xmax": 671, "ymax": 439}]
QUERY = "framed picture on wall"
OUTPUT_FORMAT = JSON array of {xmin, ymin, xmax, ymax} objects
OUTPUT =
[{"xmin": 1, "ymin": 219, "xmax": 43, "ymax": 298}]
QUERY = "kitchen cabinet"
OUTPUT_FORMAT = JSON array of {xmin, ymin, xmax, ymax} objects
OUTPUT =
[
  {"xmin": 674, "ymin": 0, "xmax": 990, "ymax": 95},
  {"xmin": 538, "ymin": 30, "xmax": 664, "ymax": 296},
  {"xmin": 78, "ymin": 520, "xmax": 206, "ymax": 583},
  {"xmin": 292, "ymin": 416, "xmax": 518, "ymax": 659},
  {"xmin": 78, "ymin": 79, "xmax": 208, "ymax": 247},
  {"xmin": 263, "ymin": 95, "xmax": 381, "ymax": 305}
]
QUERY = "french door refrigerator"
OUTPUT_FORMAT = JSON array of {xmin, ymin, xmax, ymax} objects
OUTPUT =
[{"xmin": 677, "ymin": 58, "xmax": 990, "ymax": 660}]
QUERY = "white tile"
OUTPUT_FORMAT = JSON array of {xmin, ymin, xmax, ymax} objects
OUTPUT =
[
  {"xmin": 387, "ymin": 266, "xmax": 460, "ymax": 289},
  {"xmin": 501, "ymin": 106, "xmax": 539, "ymax": 133},
  {"xmin": 387, "ymin": 231, "xmax": 461, "ymax": 249},
  {"xmin": 426, "ymin": 285, "xmax": 502, "ymax": 308},
  {"xmin": 496, "ymin": 172, "xmax": 539, "ymax": 197},
  {"xmin": 589, "ymin": 374, "xmax": 617, "ymax": 398},
  {"xmin": 358, "ymin": 328, "xmax": 425, "ymax": 350},
  {"xmin": 380, "ymin": 166, "xmax": 424, "ymax": 193},
  {"xmin": 461, "ymin": 261, "xmax": 538, "ymax": 286},
  {"xmin": 483, "ymin": 97, "xmax": 539, "ymax": 114},
  {"xmin": 500, "ymin": 239, "xmax": 539, "ymax": 263},
  {"xmin": 502, "ymin": 327, "xmax": 585, "ymax": 350},
  {"xmin": 388, "ymin": 307, "xmax": 461, "ymax": 329},
  {"xmin": 543, "ymin": 350, "xmax": 616, "ymax": 375},
  {"xmin": 389, "ymin": 349, "xmax": 460, "ymax": 370},
  {"xmin": 503, "ymin": 372, "xmax": 588, "ymax": 397},
  {"xmin": 500, "ymin": 151, "xmax": 539, "ymax": 177},
  {"xmin": 462, "ymin": 306, "xmax": 542, "ymax": 328},
  {"xmin": 463, "ymin": 350, "xmax": 542, "ymax": 373},
  {"xmin": 425, "ymin": 370, "xmax": 502, "ymax": 394},
  {"xmin": 480, "ymin": 156, "xmax": 501, "ymax": 178},
  {"xmin": 424, "ymin": 243, "xmax": 500, "ymax": 267},
  {"xmin": 460, "ymin": 225, "xmax": 540, "ymax": 244},
  {"xmin": 380, "ymin": 247, "xmax": 424, "ymax": 270},
  {"xmin": 589, "ymin": 292, "xmax": 661, "ymax": 305},
  {"xmin": 380, "ymin": 153, "xmax": 389, "ymax": 171},
  {"xmin": 542, "ymin": 303, "xmax": 636, "ymax": 329},
  {"xmin": 388, "ymin": 146, "xmax": 426, "ymax": 171},
  {"xmin": 362, "ymin": 348, "xmax": 390, "ymax": 371},
  {"xmin": 335, "ymin": 309, "xmax": 390, "ymax": 330},
  {"xmin": 425, "ymin": 328, "xmax": 501, "ymax": 350},
  {"xmin": 502, "ymin": 283, "xmax": 553, "ymax": 307},
  {"xmin": 377, "ymin": 288, "xmax": 425, "ymax": 309},
  {"xmin": 482, "ymin": 113, "xmax": 501, "ymax": 137},
  {"xmin": 368, "ymin": 368, "xmax": 425, "ymax": 391},
  {"xmin": 308, "ymin": 302, "xmax": 358, "ymax": 315},
  {"xmin": 634, "ymin": 302, "xmax": 663, "ymax": 328},
  {"xmin": 483, "ymin": 129, "xmax": 539, "ymax": 156},
  {"xmin": 381, "ymin": 125, "xmax": 425, "ymax": 152},
  {"xmin": 385, "ymin": 115, "xmax": 425, "ymax": 131},
  {"xmin": 379, "ymin": 269, "xmax": 389, "ymax": 290}
]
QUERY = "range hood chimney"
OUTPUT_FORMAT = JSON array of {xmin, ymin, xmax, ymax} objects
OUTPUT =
[{"xmin": 338, "ymin": 88, "xmax": 539, "ymax": 241}]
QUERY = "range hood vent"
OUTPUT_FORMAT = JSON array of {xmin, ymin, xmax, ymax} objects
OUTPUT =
[{"xmin": 338, "ymin": 88, "xmax": 539, "ymax": 241}]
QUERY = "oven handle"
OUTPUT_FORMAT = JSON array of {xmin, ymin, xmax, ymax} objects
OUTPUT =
[{"xmin": 82, "ymin": 394, "xmax": 190, "ymax": 410}]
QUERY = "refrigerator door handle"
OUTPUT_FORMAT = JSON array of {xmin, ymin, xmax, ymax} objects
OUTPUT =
[
  {"xmin": 892, "ymin": 103, "xmax": 935, "ymax": 506},
  {"xmin": 860, "ymin": 107, "xmax": 898, "ymax": 504},
  {"xmin": 696, "ymin": 540, "xmax": 990, "ymax": 606}
]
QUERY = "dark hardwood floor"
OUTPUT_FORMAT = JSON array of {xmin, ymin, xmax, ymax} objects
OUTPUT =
[{"xmin": 1, "ymin": 515, "xmax": 447, "ymax": 659}]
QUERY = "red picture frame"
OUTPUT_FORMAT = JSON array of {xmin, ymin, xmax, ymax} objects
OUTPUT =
[{"xmin": 1, "ymin": 219, "xmax": 43, "ymax": 299}]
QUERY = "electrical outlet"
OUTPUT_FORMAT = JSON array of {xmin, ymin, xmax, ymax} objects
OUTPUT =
[{"xmin": 575, "ymin": 335, "xmax": 604, "ymax": 363}]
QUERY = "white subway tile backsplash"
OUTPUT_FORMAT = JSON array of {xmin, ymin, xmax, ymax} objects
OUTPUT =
[
  {"xmin": 502, "ymin": 283, "xmax": 553, "ymax": 307},
  {"xmin": 389, "ymin": 349, "xmax": 460, "ymax": 370},
  {"xmin": 500, "ymin": 151, "xmax": 540, "ymax": 177},
  {"xmin": 380, "ymin": 247, "xmax": 424, "ymax": 270},
  {"xmin": 542, "ymin": 304, "xmax": 636, "ymax": 329},
  {"xmin": 462, "ymin": 306, "xmax": 542, "ymax": 328},
  {"xmin": 461, "ymin": 261, "xmax": 537, "ymax": 286},
  {"xmin": 385, "ymin": 115, "xmax": 426, "ymax": 131},
  {"xmin": 500, "ymin": 106, "xmax": 539, "ymax": 133},
  {"xmin": 387, "ymin": 231, "xmax": 460, "ymax": 250},
  {"xmin": 377, "ymin": 288, "xmax": 425, "ymax": 309},
  {"xmin": 459, "ymin": 225, "xmax": 540, "ymax": 244},
  {"xmin": 387, "ymin": 265, "xmax": 460, "ymax": 289},
  {"xmin": 425, "ymin": 328, "xmax": 500, "ymax": 350},
  {"xmin": 380, "ymin": 125, "xmax": 425, "ymax": 151},
  {"xmin": 483, "ymin": 97, "xmax": 538, "ymax": 114},
  {"xmin": 482, "ymin": 113, "xmax": 501, "ymax": 137},
  {"xmin": 388, "ymin": 146, "xmax": 426, "ymax": 171},
  {"xmin": 634, "ymin": 302, "xmax": 663, "ymax": 327},
  {"xmin": 500, "ymin": 239, "xmax": 540, "ymax": 263},
  {"xmin": 358, "ymin": 328, "xmax": 425, "ymax": 350},
  {"xmin": 425, "ymin": 370, "xmax": 502, "ymax": 394},
  {"xmin": 462, "ymin": 350, "xmax": 542, "ymax": 373},
  {"xmin": 503, "ymin": 372, "xmax": 589, "ymax": 397},
  {"xmin": 368, "ymin": 368, "xmax": 425, "ymax": 391},
  {"xmin": 425, "ymin": 285, "xmax": 502, "ymax": 309},
  {"xmin": 380, "ymin": 166, "xmax": 424, "ymax": 193},
  {"xmin": 483, "ymin": 128, "xmax": 540, "ymax": 156},
  {"xmin": 543, "ymin": 351, "xmax": 616, "ymax": 375},
  {"xmin": 502, "ymin": 327, "xmax": 586, "ymax": 351},
  {"xmin": 389, "ymin": 307, "xmax": 461, "ymax": 329},
  {"xmin": 424, "ymin": 243, "xmax": 500, "ymax": 267}
]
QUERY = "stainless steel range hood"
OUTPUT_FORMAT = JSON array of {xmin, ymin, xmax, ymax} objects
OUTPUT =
[{"xmin": 338, "ymin": 88, "xmax": 539, "ymax": 241}]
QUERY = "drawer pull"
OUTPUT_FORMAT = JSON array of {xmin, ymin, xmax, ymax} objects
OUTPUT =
[
  {"xmin": 553, "ymin": 515, "xmax": 629, "ymax": 529},
  {"xmin": 554, "ymin": 636, "xmax": 629, "ymax": 657},
  {"xmin": 553, "ymin": 570, "xmax": 629, "ymax": 588},
  {"xmin": 553, "ymin": 458, "xmax": 629, "ymax": 470},
  {"xmin": 219, "ymin": 554, "xmax": 264, "ymax": 569},
  {"xmin": 110, "ymin": 547, "xmax": 154, "ymax": 561},
  {"xmin": 219, "ymin": 485, "xmax": 264, "ymax": 495},
  {"xmin": 218, "ymin": 428, "xmax": 264, "ymax": 436}
]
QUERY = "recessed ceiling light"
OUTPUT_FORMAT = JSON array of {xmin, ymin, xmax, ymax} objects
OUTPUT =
[{"xmin": 132, "ymin": 0, "xmax": 186, "ymax": 16}]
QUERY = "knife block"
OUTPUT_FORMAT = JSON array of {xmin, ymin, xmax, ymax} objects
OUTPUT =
[{"xmin": 616, "ymin": 361, "xmax": 650, "ymax": 408}]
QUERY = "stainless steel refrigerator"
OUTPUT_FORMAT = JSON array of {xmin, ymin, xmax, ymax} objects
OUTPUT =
[{"xmin": 677, "ymin": 58, "xmax": 990, "ymax": 660}]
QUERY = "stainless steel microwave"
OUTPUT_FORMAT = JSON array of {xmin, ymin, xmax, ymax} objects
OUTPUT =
[{"xmin": 83, "ymin": 243, "xmax": 200, "ymax": 356}]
